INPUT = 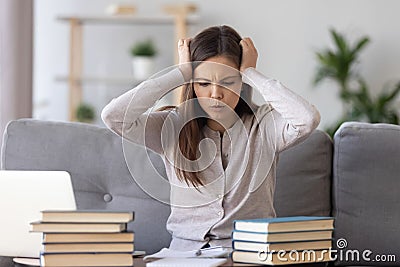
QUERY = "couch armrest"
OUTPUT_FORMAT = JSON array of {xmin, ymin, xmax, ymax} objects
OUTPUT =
[{"xmin": 333, "ymin": 122, "xmax": 400, "ymax": 266}]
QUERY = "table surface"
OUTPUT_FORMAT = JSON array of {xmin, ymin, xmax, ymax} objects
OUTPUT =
[
  {"xmin": 135, "ymin": 257, "xmax": 258, "ymax": 266},
  {"xmin": 13, "ymin": 255, "xmax": 328, "ymax": 266},
  {"xmin": 13, "ymin": 256, "xmax": 256, "ymax": 266},
  {"xmin": 135, "ymin": 257, "xmax": 328, "ymax": 266}
]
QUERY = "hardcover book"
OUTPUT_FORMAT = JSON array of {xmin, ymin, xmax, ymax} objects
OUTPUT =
[
  {"xmin": 40, "ymin": 253, "xmax": 133, "ymax": 267},
  {"xmin": 232, "ymin": 229, "xmax": 333, "ymax": 243},
  {"xmin": 232, "ymin": 249, "xmax": 331, "ymax": 265},
  {"xmin": 234, "ymin": 216, "xmax": 334, "ymax": 233},
  {"xmin": 42, "ymin": 242, "xmax": 134, "ymax": 253},
  {"xmin": 42, "ymin": 232, "xmax": 134, "ymax": 243},
  {"xmin": 41, "ymin": 210, "xmax": 134, "ymax": 223},
  {"xmin": 30, "ymin": 221, "xmax": 126, "ymax": 233},
  {"xmin": 232, "ymin": 239, "xmax": 332, "ymax": 252}
]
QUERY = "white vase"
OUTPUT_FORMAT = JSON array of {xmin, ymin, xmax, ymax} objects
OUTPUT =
[{"xmin": 131, "ymin": 56, "xmax": 155, "ymax": 80}]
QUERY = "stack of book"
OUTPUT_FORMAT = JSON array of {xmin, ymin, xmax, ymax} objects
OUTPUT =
[
  {"xmin": 30, "ymin": 210, "xmax": 135, "ymax": 267},
  {"xmin": 232, "ymin": 216, "xmax": 334, "ymax": 265}
]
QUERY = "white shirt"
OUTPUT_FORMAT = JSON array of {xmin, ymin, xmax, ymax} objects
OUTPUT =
[{"xmin": 101, "ymin": 67, "xmax": 320, "ymax": 251}]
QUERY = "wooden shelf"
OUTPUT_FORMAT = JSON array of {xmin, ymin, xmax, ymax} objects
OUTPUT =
[
  {"xmin": 55, "ymin": 75, "xmax": 142, "ymax": 86},
  {"xmin": 57, "ymin": 4, "xmax": 198, "ymax": 121},
  {"xmin": 57, "ymin": 14, "xmax": 199, "ymax": 25}
]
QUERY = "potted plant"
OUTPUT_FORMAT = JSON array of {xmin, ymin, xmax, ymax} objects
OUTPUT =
[
  {"xmin": 314, "ymin": 28, "xmax": 400, "ymax": 137},
  {"xmin": 76, "ymin": 103, "xmax": 95, "ymax": 123},
  {"xmin": 130, "ymin": 39, "xmax": 157, "ymax": 80}
]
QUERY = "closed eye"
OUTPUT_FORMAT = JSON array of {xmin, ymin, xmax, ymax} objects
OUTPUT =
[
  {"xmin": 198, "ymin": 82, "xmax": 211, "ymax": 87},
  {"xmin": 221, "ymin": 81, "xmax": 235, "ymax": 86}
]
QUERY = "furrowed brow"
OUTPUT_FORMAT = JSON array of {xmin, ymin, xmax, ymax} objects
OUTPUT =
[
  {"xmin": 220, "ymin": 75, "xmax": 241, "ymax": 81},
  {"xmin": 194, "ymin": 76, "xmax": 239, "ymax": 82},
  {"xmin": 193, "ymin": 78, "xmax": 211, "ymax": 82}
]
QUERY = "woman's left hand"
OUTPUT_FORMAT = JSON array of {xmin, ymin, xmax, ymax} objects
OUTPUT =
[{"xmin": 239, "ymin": 37, "xmax": 258, "ymax": 73}]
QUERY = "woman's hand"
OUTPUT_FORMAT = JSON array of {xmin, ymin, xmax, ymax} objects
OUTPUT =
[
  {"xmin": 239, "ymin": 37, "xmax": 258, "ymax": 73},
  {"xmin": 178, "ymin": 38, "xmax": 192, "ymax": 81}
]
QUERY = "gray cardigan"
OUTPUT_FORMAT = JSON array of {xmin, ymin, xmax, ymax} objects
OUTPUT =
[{"xmin": 101, "ymin": 67, "xmax": 320, "ymax": 251}]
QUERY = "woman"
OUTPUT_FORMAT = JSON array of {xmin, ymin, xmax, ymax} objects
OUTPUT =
[{"xmin": 101, "ymin": 25, "xmax": 320, "ymax": 250}]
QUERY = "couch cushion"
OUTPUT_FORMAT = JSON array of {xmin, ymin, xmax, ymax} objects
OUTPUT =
[
  {"xmin": 1, "ymin": 119, "xmax": 334, "ymax": 256},
  {"xmin": 1, "ymin": 119, "xmax": 171, "ymax": 254},
  {"xmin": 275, "ymin": 129, "xmax": 332, "ymax": 217},
  {"xmin": 0, "ymin": 256, "xmax": 13, "ymax": 267},
  {"xmin": 333, "ymin": 122, "xmax": 400, "ymax": 266}
]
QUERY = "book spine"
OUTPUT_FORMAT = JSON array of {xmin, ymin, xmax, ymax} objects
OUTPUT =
[
  {"xmin": 232, "ymin": 229, "xmax": 334, "ymax": 234},
  {"xmin": 41, "ymin": 252, "xmax": 136, "ymax": 256},
  {"xmin": 42, "ymin": 232, "xmax": 135, "ymax": 243},
  {"xmin": 41, "ymin": 210, "xmax": 135, "ymax": 223}
]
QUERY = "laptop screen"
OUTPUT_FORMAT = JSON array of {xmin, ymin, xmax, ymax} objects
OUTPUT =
[{"xmin": 0, "ymin": 170, "xmax": 76, "ymax": 258}]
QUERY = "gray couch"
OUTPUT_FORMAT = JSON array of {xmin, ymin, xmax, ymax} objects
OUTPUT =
[{"xmin": 1, "ymin": 119, "xmax": 399, "ymax": 266}]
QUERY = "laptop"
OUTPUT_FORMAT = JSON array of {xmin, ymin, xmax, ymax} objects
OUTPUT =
[{"xmin": 0, "ymin": 170, "xmax": 76, "ymax": 258}]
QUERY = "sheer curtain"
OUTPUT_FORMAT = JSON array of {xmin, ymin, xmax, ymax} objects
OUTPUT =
[{"xmin": 0, "ymin": 0, "xmax": 33, "ymax": 149}]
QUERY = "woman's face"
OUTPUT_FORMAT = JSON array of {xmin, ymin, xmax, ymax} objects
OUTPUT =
[{"xmin": 193, "ymin": 56, "xmax": 242, "ymax": 126}]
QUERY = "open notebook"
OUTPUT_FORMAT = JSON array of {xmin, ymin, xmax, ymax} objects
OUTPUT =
[
  {"xmin": 147, "ymin": 258, "xmax": 228, "ymax": 267},
  {"xmin": 143, "ymin": 246, "xmax": 231, "ymax": 260},
  {"xmin": 144, "ymin": 247, "xmax": 231, "ymax": 267}
]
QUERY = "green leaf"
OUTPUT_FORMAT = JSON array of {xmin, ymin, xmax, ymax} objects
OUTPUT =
[
  {"xmin": 351, "ymin": 37, "xmax": 370, "ymax": 58},
  {"xmin": 331, "ymin": 29, "xmax": 348, "ymax": 55},
  {"xmin": 384, "ymin": 82, "xmax": 400, "ymax": 102},
  {"xmin": 314, "ymin": 28, "xmax": 400, "ymax": 128},
  {"xmin": 130, "ymin": 40, "xmax": 157, "ymax": 57},
  {"xmin": 314, "ymin": 67, "xmax": 335, "ymax": 85}
]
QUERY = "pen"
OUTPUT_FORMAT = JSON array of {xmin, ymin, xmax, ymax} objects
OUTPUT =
[{"xmin": 194, "ymin": 246, "xmax": 225, "ymax": 256}]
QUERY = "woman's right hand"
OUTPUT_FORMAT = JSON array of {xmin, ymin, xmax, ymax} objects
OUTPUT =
[{"xmin": 178, "ymin": 38, "xmax": 192, "ymax": 81}]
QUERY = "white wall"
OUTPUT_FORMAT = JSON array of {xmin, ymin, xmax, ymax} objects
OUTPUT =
[{"xmin": 34, "ymin": 0, "xmax": 400, "ymax": 128}]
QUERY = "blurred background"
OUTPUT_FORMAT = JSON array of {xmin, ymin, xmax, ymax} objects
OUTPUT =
[{"xmin": 1, "ymin": 0, "xmax": 399, "ymax": 139}]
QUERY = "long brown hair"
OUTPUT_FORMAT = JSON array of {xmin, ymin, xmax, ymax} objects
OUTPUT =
[{"xmin": 173, "ymin": 25, "xmax": 256, "ymax": 188}]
